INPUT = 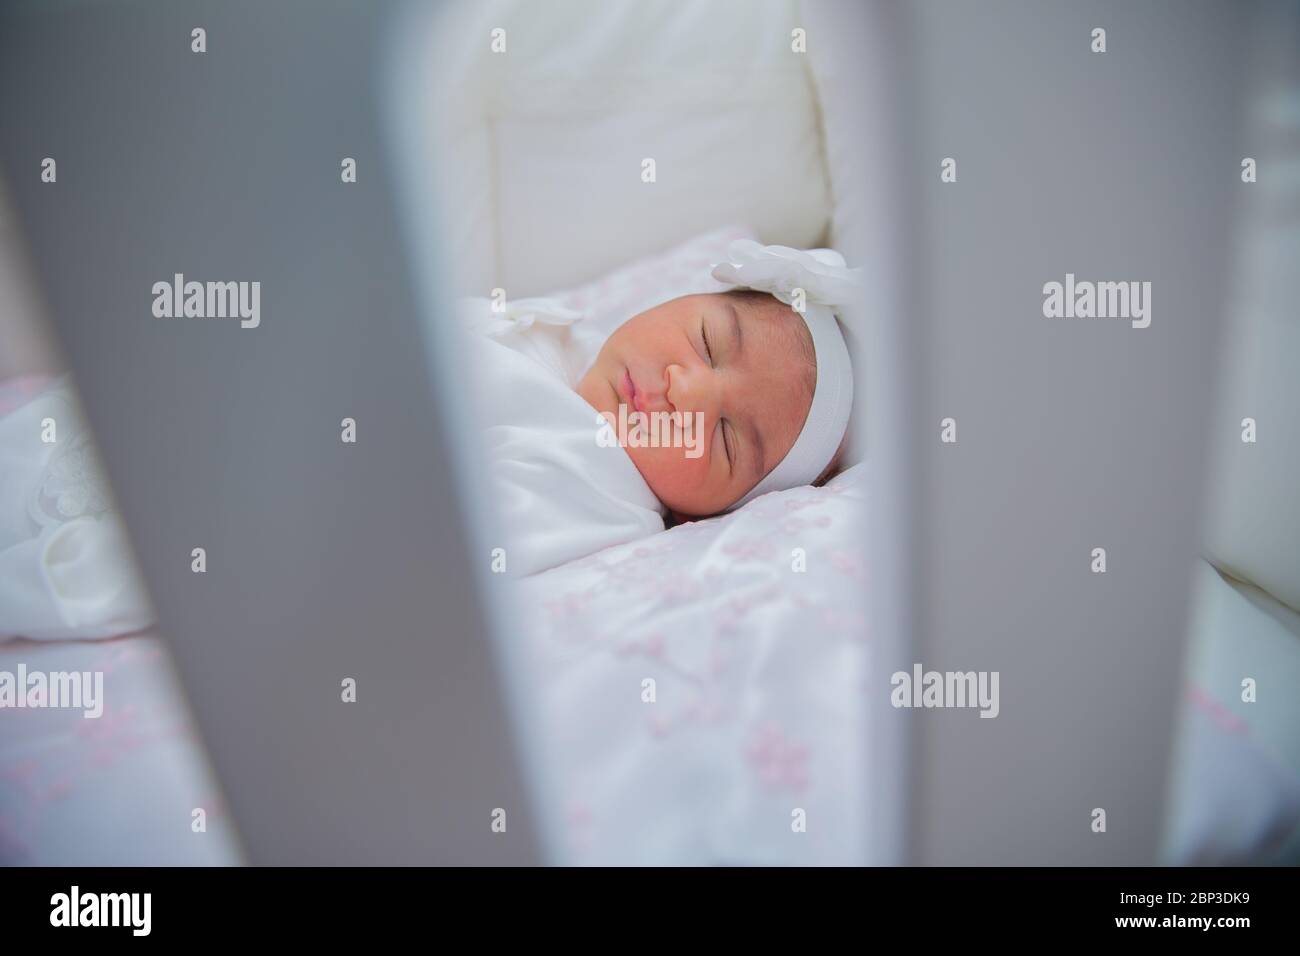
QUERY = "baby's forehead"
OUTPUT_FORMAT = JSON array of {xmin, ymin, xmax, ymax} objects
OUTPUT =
[{"xmin": 723, "ymin": 292, "xmax": 812, "ymax": 354}]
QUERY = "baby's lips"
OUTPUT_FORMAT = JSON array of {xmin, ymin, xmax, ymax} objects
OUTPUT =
[{"xmin": 621, "ymin": 369, "xmax": 639, "ymax": 410}]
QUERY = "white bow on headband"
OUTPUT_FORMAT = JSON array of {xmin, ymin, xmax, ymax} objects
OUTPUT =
[{"xmin": 710, "ymin": 239, "xmax": 863, "ymax": 310}]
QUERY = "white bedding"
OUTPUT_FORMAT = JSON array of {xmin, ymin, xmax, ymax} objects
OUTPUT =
[
  {"xmin": 6, "ymin": 468, "xmax": 1300, "ymax": 864},
  {"xmin": 0, "ymin": 462, "xmax": 871, "ymax": 865},
  {"xmin": 0, "ymin": 630, "xmax": 238, "ymax": 865},
  {"xmin": 516, "ymin": 463, "xmax": 870, "ymax": 864}
]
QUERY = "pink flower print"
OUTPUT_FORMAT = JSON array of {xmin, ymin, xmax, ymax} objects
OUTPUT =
[
  {"xmin": 73, "ymin": 703, "xmax": 147, "ymax": 768},
  {"xmin": 4, "ymin": 758, "xmax": 39, "ymax": 786},
  {"xmin": 722, "ymin": 537, "xmax": 775, "ymax": 562},
  {"xmin": 542, "ymin": 590, "xmax": 592, "ymax": 623},
  {"xmin": 43, "ymin": 773, "xmax": 76, "ymax": 801},
  {"xmin": 607, "ymin": 558, "xmax": 641, "ymax": 583},
  {"xmin": 711, "ymin": 609, "xmax": 740, "ymax": 637},
  {"xmin": 742, "ymin": 584, "xmax": 781, "ymax": 612},
  {"xmin": 684, "ymin": 685, "xmax": 728, "ymax": 726},
  {"xmin": 565, "ymin": 798, "xmax": 595, "ymax": 856},
  {"xmin": 194, "ymin": 793, "xmax": 229, "ymax": 822},
  {"xmin": 637, "ymin": 570, "xmax": 696, "ymax": 605},
  {"xmin": 712, "ymin": 586, "xmax": 777, "ymax": 635},
  {"xmin": 566, "ymin": 799, "xmax": 593, "ymax": 828},
  {"xmin": 1188, "ymin": 685, "xmax": 1248, "ymax": 736},
  {"xmin": 616, "ymin": 633, "xmax": 666, "ymax": 659},
  {"xmin": 0, "ymin": 813, "xmax": 32, "ymax": 863},
  {"xmin": 829, "ymin": 549, "xmax": 864, "ymax": 578},
  {"xmin": 745, "ymin": 723, "xmax": 811, "ymax": 793}
]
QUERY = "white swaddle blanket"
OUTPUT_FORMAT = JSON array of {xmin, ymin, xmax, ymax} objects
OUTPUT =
[
  {"xmin": 0, "ymin": 377, "xmax": 153, "ymax": 641},
  {"xmin": 460, "ymin": 296, "xmax": 665, "ymax": 576}
]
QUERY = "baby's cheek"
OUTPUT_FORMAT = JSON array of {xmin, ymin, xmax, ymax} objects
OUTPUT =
[{"xmin": 633, "ymin": 445, "xmax": 714, "ymax": 511}]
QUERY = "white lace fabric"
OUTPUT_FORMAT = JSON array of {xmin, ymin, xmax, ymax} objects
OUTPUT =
[
  {"xmin": 0, "ymin": 376, "xmax": 153, "ymax": 641},
  {"xmin": 27, "ymin": 428, "xmax": 115, "ymax": 529}
]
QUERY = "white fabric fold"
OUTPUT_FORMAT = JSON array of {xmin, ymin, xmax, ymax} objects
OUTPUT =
[{"xmin": 458, "ymin": 296, "xmax": 593, "ymax": 386}]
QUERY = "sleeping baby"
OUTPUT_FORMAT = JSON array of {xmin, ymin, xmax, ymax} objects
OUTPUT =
[
  {"xmin": 0, "ymin": 239, "xmax": 861, "ymax": 639},
  {"xmin": 464, "ymin": 239, "xmax": 862, "ymax": 575}
]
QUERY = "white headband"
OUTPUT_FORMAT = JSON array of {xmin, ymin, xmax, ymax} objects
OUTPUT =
[{"xmin": 710, "ymin": 239, "xmax": 860, "ymax": 511}]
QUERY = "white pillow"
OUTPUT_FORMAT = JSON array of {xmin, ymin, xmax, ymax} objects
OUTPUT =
[{"xmin": 422, "ymin": 0, "xmax": 832, "ymax": 296}]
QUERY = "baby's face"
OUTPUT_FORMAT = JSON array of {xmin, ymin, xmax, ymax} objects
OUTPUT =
[{"xmin": 577, "ymin": 293, "xmax": 814, "ymax": 516}]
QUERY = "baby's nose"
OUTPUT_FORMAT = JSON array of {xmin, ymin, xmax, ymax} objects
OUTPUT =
[{"xmin": 665, "ymin": 363, "xmax": 713, "ymax": 417}]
